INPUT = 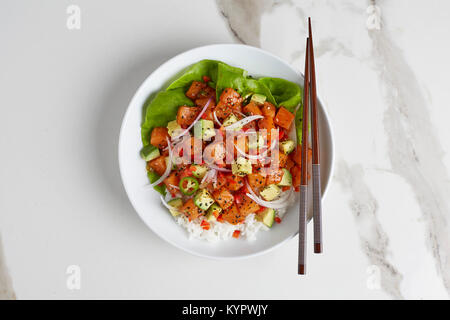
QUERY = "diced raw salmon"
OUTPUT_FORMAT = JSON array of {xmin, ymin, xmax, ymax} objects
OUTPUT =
[
  {"xmin": 237, "ymin": 195, "xmax": 260, "ymax": 215},
  {"xmin": 225, "ymin": 174, "xmax": 244, "ymax": 192},
  {"xmin": 147, "ymin": 156, "xmax": 167, "ymax": 176},
  {"xmin": 181, "ymin": 198, "xmax": 204, "ymax": 220},
  {"xmin": 247, "ymin": 173, "xmax": 266, "ymax": 191},
  {"xmin": 150, "ymin": 127, "xmax": 169, "ymax": 149},
  {"xmin": 185, "ymin": 81, "xmax": 206, "ymax": 100},
  {"xmin": 177, "ymin": 106, "xmax": 201, "ymax": 128},
  {"xmin": 213, "ymin": 187, "xmax": 234, "ymax": 210},
  {"xmin": 221, "ymin": 203, "xmax": 245, "ymax": 225},
  {"xmin": 243, "ymin": 101, "xmax": 262, "ymax": 116},
  {"xmin": 261, "ymin": 101, "xmax": 276, "ymax": 118},
  {"xmin": 163, "ymin": 171, "xmax": 179, "ymax": 196},
  {"xmin": 274, "ymin": 107, "xmax": 295, "ymax": 130}
]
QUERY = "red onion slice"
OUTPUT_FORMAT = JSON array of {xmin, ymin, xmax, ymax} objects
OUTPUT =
[
  {"xmin": 225, "ymin": 115, "xmax": 263, "ymax": 131},
  {"xmin": 160, "ymin": 195, "xmax": 181, "ymax": 215},
  {"xmin": 209, "ymin": 164, "xmax": 231, "ymax": 172},
  {"xmin": 235, "ymin": 144, "xmax": 266, "ymax": 161},
  {"xmin": 149, "ymin": 137, "xmax": 173, "ymax": 187},
  {"xmin": 245, "ymin": 181, "xmax": 293, "ymax": 209},
  {"xmin": 200, "ymin": 168, "xmax": 217, "ymax": 187},
  {"xmin": 213, "ymin": 111, "xmax": 222, "ymax": 126}
]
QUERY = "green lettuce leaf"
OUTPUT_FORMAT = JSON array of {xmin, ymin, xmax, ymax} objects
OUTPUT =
[
  {"xmin": 215, "ymin": 63, "xmax": 276, "ymax": 105},
  {"xmin": 147, "ymin": 171, "xmax": 166, "ymax": 195},
  {"xmin": 259, "ymin": 77, "xmax": 302, "ymax": 112},
  {"xmin": 259, "ymin": 77, "xmax": 303, "ymax": 143},
  {"xmin": 141, "ymin": 88, "xmax": 193, "ymax": 147},
  {"xmin": 166, "ymin": 59, "xmax": 221, "ymax": 91},
  {"xmin": 141, "ymin": 59, "xmax": 305, "ymax": 190},
  {"xmin": 295, "ymin": 103, "xmax": 303, "ymax": 144}
]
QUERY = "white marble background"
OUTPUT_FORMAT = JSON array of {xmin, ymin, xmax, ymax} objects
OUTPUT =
[{"xmin": 0, "ymin": 0, "xmax": 449, "ymax": 299}]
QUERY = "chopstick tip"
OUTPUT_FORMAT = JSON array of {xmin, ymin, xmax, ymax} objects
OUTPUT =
[
  {"xmin": 298, "ymin": 264, "xmax": 306, "ymax": 275},
  {"xmin": 308, "ymin": 17, "xmax": 312, "ymax": 36},
  {"xmin": 314, "ymin": 243, "xmax": 322, "ymax": 254}
]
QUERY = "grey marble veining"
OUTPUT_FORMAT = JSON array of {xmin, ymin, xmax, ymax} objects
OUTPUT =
[
  {"xmin": 368, "ymin": 16, "xmax": 450, "ymax": 291},
  {"xmin": 336, "ymin": 162, "xmax": 403, "ymax": 299},
  {"xmin": 217, "ymin": 0, "xmax": 450, "ymax": 298},
  {"xmin": 1, "ymin": 0, "xmax": 449, "ymax": 299},
  {"xmin": 217, "ymin": 0, "xmax": 274, "ymax": 46}
]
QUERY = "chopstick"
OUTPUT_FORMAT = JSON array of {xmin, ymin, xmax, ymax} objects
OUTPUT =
[
  {"xmin": 298, "ymin": 36, "xmax": 310, "ymax": 275},
  {"xmin": 308, "ymin": 18, "xmax": 323, "ymax": 254}
]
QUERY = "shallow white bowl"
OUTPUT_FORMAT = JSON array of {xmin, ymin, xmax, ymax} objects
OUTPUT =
[{"xmin": 119, "ymin": 44, "xmax": 334, "ymax": 259}]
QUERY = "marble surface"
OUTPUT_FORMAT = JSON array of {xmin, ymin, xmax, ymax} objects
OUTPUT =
[{"xmin": 1, "ymin": 0, "xmax": 449, "ymax": 299}]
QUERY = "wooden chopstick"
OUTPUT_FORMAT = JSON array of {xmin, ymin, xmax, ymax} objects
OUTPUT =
[
  {"xmin": 298, "ymin": 36, "xmax": 310, "ymax": 275},
  {"xmin": 308, "ymin": 18, "xmax": 323, "ymax": 254}
]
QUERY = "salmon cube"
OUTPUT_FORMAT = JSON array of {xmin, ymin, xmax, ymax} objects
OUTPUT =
[
  {"xmin": 291, "ymin": 165, "xmax": 301, "ymax": 189},
  {"xmin": 285, "ymin": 157, "xmax": 295, "ymax": 171},
  {"xmin": 221, "ymin": 203, "xmax": 245, "ymax": 225},
  {"xmin": 163, "ymin": 171, "xmax": 179, "ymax": 196},
  {"xmin": 213, "ymin": 187, "xmax": 234, "ymax": 210},
  {"xmin": 195, "ymin": 98, "xmax": 215, "ymax": 121},
  {"xmin": 213, "ymin": 174, "xmax": 227, "ymax": 190},
  {"xmin": 290, "ymin": 146, "xmax": 311, "ymax": 166},
  {"xmin": 242, "ymin": 120, "xmax": 257, "ymax": 131},
  {"xmin": 274, "ymin": 107, "xmax": 295, "ymax": 130},
  {"xmin": 261, "ymin": 102, "xmax": 276, "ymax": 118},
  {"xmin": 181, "ymin": 198, "xmax": 204, "ymax": 220},
  {"xmin": 225, "ymin": 174, "xmax": 244, "ymax": 192},
  {"xmin": 237, "ymin": 195, "xmax": 260, "ymax": 215},
  {"xmin": 196, "ymin": 86, "xmax": 216, "ymax": 100},
  {"xmin": 214, "ymin": 103, "xmax": 232, "ymax": 121},
  {"xmin": 177, "ymin": 106, "xmax": 201, "ymax": 128},
  {"xmin": 273, "ymin": 152, "xmax": 289, "ymax": 168},
  {"xmin": 147, "ymin": 155, "xmax": 167, "ymax": 176},
  {"xmin": 243, "ymin": 101, "xmax": 262, "ymax": 116},
  {"xmin": 247, "ymin": 173, "xmax": 266, "ymax": 191},
  {"xmin": 219, "ymin": 88, "xmax": 242, "ymax": 111},
  {"xmin": 150, "ymin": 127, "xmax": 169, "ymax": 149},
  {"xmin": 186, "ymin": 81, "xmax": 206, "ymax": 100},
  {"xmin": 257, "ymin": 116, "xmax": 275, "ymax": 132},
  {"xmin": 266, "ymin": 168, "xmax": 283, "ymax": 185},
  {"xmin": 290, "ymin": 145, "xmax": 302, "ymax": 166}
]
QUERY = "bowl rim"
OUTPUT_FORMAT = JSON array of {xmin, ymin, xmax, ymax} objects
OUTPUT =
[{"xmin": 118, "ymin": 43, "xmax": 335, "ymax": 260}]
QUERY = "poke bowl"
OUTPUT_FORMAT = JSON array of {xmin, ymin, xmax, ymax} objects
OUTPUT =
[{"xmin": 118, "ymin": 44, "xmax": 334, "ymax": 259}]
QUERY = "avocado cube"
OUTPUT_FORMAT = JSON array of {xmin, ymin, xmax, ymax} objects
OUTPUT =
[
  {"xmin": 164, "ymin": 156, "xmax": 177, "ymax": 170},
  {"xmin": 251, "ymin": 94, "xmax": 266, "ymax": 105},
  {"xmin": 167, "ymin": 198, "xmax": 183, "ymax": 217},
  {"xmin": 194, "ymin": 189, "xmax": 215, "ymax": 211},
  {"xmin": 256, "ymin": 207, "xmax": 275, "ymax": 227},
  {"xmin": 277, "ymin": 168, "xmax": 292, "ymax": 187},
  {"xmin": 194, "ymin": 119, "xmax": 216, "ymax": 141},
  {"xmin": 280, "ymin": 140, "xmax": 295, "ymax": 155},
  {"xmin": 260, "ymin": 184, "xmax": 281, "ymax": 201},
  {"xmin": 232, "ymin": 157, "xmax": 252, "ymax": 176},
  {"xmin": 207, "ymin": 203, "xmax": 222, "ymax": 218},
  {"xmin": 205, "ymin": 203, "xmax": 222, "ymax": 222},
  {"xmin": 247, "ymin": 133, "xmax": 264, "ymax": 151},
  {"xmin": 222, "ymin": 114, "xmax": 239, "ymax": 128},
  {"xmin": 140, "ymin": 145, "xmax": 160, "ymax": 161},
  {"xmin": 191, "ymin": 164, "xmax": 208, "ymax": 179},
  {"xmin": 167, "ymin": 120, "xmax": 182, "ymax": 137},
  {"xmin": 205, "ymin": 210, "xmax": 216, "ymax": 222}
]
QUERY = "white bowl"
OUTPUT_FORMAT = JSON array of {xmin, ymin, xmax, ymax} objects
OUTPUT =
[{"xmin": 118, "ymin": 44, "xmax": 334, "ymax": 259}]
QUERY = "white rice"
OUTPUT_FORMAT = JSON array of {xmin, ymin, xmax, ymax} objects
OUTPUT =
[
  {"xmin": 175, "ymin": 213, "xmax": 270, "ymax": 242},
  {"xmin": 169, "ymin": 186, "xmax": 297, "ymax": 241}
]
